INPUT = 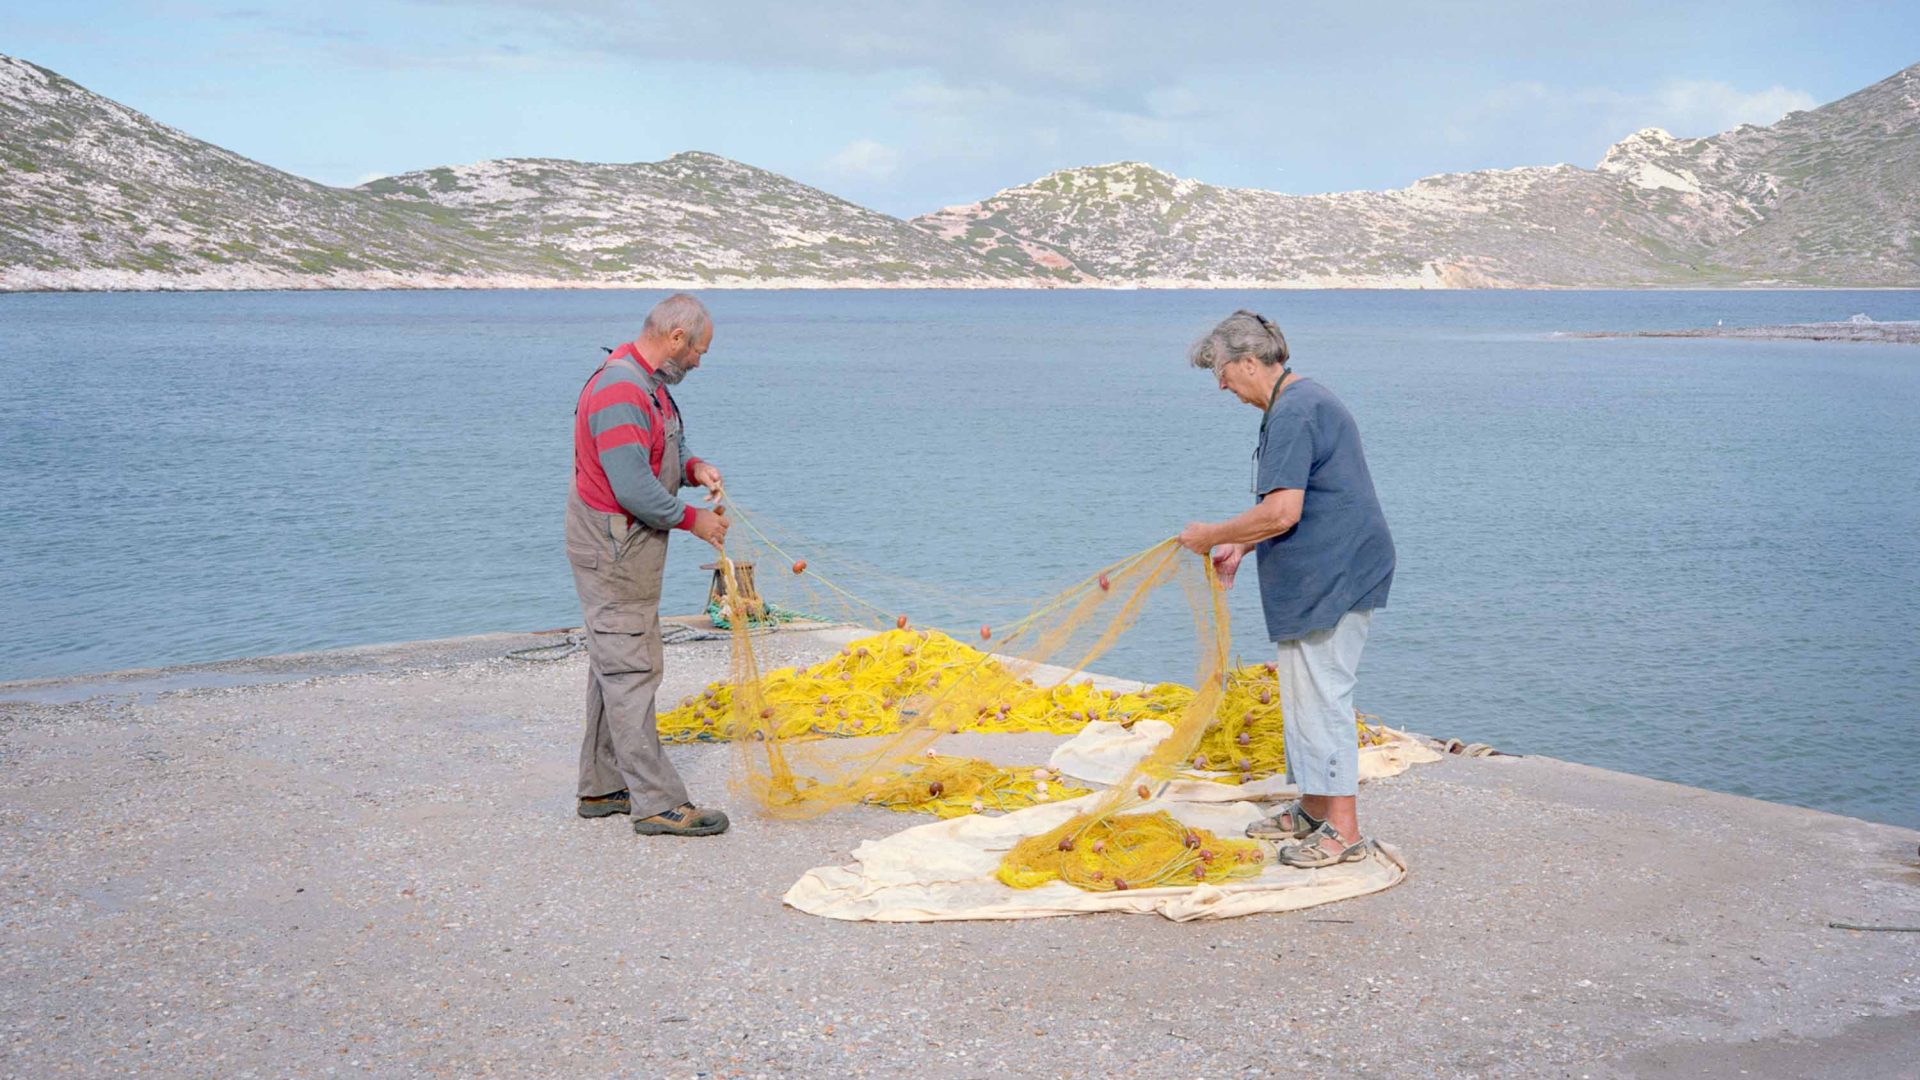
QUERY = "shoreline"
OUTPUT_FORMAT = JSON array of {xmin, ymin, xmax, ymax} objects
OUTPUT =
[
  {"xmin": 6, "ymin": 279, "xmax": 1920, "ymax": 295},
  {"xmin": 1564, "ymin": 319, "xmax": 1920, "ymax": 344},
  {"xmin": 4, "ymin": 627, "xmax": 1917, "ymax": 1075}
]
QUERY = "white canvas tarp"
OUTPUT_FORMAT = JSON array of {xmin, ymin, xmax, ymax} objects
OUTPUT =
[
  {"xmin": 1048, "ymin": 720, "xmax": 1442, "ymax": 801},
  {"xmin": 785, "ymin": 792, "xmax": 1408, "ymax": 922}
]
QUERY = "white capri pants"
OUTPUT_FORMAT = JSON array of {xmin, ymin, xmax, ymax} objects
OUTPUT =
[{"xmin": 1278, "ymin": 608, "xmax": 1373, "ymax": 797}]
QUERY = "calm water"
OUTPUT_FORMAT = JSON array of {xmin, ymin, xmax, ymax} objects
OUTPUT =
[{"xmin": 3, "ymin": 289, "xmax": 1917, "ymax": 827}]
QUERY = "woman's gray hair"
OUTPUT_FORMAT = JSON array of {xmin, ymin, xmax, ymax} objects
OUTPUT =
[
  {"xmin": 643, "ymin": 292, "xmax": 712, "ymax": 340},
  {"xmin": 1187, "ymin": 309, "xmax": 1290, "ymax": 371}
]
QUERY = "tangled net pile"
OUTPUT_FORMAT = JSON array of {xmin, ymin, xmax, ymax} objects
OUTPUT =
[
  {"xmin": 997, "ymin": 812, "xmax": 1269, "ymax": 892},
  {"xmin": 854, "ymin": 757, "xmax": 1088, "ymax": 819},
  {"xmin": 662, "ymin": 629, "xmax": 1390, "ymax": 785},
  {"xmin": 683, "ymin": 496, "xmax": 1386, "ymax": 892}
]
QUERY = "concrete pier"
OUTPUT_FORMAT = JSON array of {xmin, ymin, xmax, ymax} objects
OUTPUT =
[{"xmin": 3, "ymin": 627, "xmax": 1916, "ymax": 1078}]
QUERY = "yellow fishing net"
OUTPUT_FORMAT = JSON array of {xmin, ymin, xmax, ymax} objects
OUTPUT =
[
  {"xmin": 997, "ymin": 812, "xmax": 1269, "ymax": 892},
  {"xmin": 853, "ymin": 756, "xmax": 1089, "ymax": 819},
  {"xmin": 661, "ymin": 627, "xmax": 1391, "ymax": 785},
  {"xmin": 678, "ymin": 496, "xmax": 1381, "ymax": 892},
  {"xmin": 659, "ymin": 628, "xmax": 1156, "ymax": 743}
]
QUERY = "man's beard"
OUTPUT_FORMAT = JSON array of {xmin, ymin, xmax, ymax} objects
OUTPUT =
[{"xmin": 655, "ymin": 359, "xmax": 689, "ymax": 385}]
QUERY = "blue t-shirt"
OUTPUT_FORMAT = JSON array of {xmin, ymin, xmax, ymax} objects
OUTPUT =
[{"xmin": 1252, "ymin": 377, "xmax": 1395, "ymax": 642}]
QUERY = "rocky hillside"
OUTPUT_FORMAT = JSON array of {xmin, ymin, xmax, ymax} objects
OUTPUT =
[
  {"xmin": 360, "ymin": 153, "xmax": 1018, "ymax": 285},
  {"xmin": 917, "ymin": 63, "xmax": 1920, "ymax": 288},
  {"xmin": 1595, "ymin": 67, "xmax": 1920, "ymax": 285},
  {"xmin": 914, "ymin": 161, "xmax": 1697, "ymax": 287},
  {"xmin": 0, "ymin": 54, "xmax": 1017, "ymax": 289},
  {"xmin": 0, "ymin": 56, "xmax": 529, "ymax": 289},
  {"xmin": 2, "ymin": 50, "xmax": 1915, "ymax": 290}
]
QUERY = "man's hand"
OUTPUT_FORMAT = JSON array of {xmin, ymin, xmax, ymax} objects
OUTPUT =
[
  {"xmin": 689, "ymin": 507, "xmax": 730, "ymax": 549},
  {"xmin": 1177, "ymin": 521, "xmax": 1216, "ymax": 555},
  {"xmin": 690, "ymin": 461, "xmax": 724, "ymax": 503},
  {"xmin": 1212, "ymin": 543, "xmax": 1249, "ymax": 589}
]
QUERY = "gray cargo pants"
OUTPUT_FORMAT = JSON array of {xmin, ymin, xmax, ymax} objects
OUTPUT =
[{"xmin": 566, "ymin": 489, "xmax": 690, "ymax": 818}]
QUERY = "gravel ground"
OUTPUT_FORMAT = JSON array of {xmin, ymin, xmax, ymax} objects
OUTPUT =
[{"xmin": 3, "ymin": 628, "xmax": 1916, "ymax": 1079}]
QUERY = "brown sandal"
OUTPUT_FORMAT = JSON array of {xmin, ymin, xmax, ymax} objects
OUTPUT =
[
  {"xmin": 1245, "ymin": 800, "xmax": 1322, "ymax": 840},
  {"xmin": 1276, "ymin": 821, "xmax": 1371, "ymax": 868}
]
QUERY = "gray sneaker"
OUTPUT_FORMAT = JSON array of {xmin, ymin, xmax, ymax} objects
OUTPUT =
[
  {"xmin": 577, "ymin": 790, "xmax": 631, "ymax": 818},
  {"xmin": 633, "ymin": 803, "xmax": 730, "ymax": 837}
]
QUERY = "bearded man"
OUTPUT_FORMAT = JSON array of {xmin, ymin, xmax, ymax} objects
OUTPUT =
[{"xmin": 566, "ymin": 292, "xmax": 732, "ymax": 837}]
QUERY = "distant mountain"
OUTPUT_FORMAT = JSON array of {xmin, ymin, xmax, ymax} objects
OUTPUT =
[
  {"xmin": 1592, "ymin": 69, "xmax": 1920, "ymax": 285},
  {"xmin": 360, "ymin": 153, "xmax": 1019, "ymax": 285},
  {"xmin": 0, "ymin": 56, "xmax": 527, "ymax": 289},
  {"xmin": 0, "ymin": 55, "xmax": 1017, "ymax": 289},
  {"xmin": 2, "ymin": 52, "xmax": 1915, "ymax": 290},
  {"xmin": 916, "ymin": 63, "xmax": 1920, "ymax": 288}
]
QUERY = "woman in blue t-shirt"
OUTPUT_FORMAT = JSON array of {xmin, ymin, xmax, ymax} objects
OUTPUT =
[{"xmin": 1177, "ymin": 310, "xmax": 1396, "ymax": 868}]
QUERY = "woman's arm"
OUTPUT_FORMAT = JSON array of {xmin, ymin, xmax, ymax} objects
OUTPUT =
[{"xmin": 1177, "ymin": 488, "xmax": 1304, "ymax": 553}]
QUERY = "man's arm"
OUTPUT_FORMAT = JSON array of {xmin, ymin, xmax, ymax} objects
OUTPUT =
[
  {"xmin": 602, "ymin": 436, "xmax": 728, "ymax": 546},
  {"xmin": 674, "ymin": 417, "xmax": 726, "ymax": 503},
  {"xmin": 604, "ymin": 447, "xmax": 698, "ymax": 532},
  {"xmin": 587, "ymin": 392, "xmax": 697, "ymax": 532},
  {"xmin": 680, "ymin": 428, "xmax": 700, "ymax": 485}
]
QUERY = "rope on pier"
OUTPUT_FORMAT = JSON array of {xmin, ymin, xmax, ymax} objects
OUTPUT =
[{"xmin": 505, "ymin": 635, "xmax": 585, "ymax": 662}]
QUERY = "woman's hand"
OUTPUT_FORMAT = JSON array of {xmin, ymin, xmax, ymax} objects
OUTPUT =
[
  {"xmin": 1177, "ymin": 522, "xmax": 1216, "ymax": 554},
  {"xmin": 1211, "ymin": 543, "xmax": 1248, "ymax": 589}
]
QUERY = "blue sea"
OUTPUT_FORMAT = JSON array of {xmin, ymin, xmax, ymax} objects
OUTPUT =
[{"xmin": 2, "ymin": 289, "xmax": 1917, "ymax": 828}]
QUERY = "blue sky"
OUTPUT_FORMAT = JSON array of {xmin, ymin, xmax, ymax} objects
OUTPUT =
[{"xmin": 5, "ymin": 2, "xmax": 1917, "ymax": 217}]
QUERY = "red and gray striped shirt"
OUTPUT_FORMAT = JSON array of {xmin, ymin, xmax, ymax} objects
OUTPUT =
[{"xmin": 572, "ymin": 342, "xmax": 706, "ymax": 531}]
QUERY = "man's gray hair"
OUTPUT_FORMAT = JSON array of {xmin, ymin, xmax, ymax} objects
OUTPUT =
[
  {"xmin": 1188, "ymin": 309, "xmax": 1290, "ymax": 371},
  {"xmin": 643, "ymin": 292, "xmax": 712, "ymax": 340}
]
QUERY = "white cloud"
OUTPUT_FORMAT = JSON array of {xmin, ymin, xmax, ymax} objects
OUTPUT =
[
  {"xmin": 412, "ymin": 0, "xmax": 1187, "ymax": 102},
  {"xmin": 1467, "ymin": 77, "xmax": 1816, "ymax": 141},
  {"xmin": 178, "ymin": 2, "xmax": 1869, "ymax": 216},
  {"xmin": 1144, "ymin": 85, "xmax": 1207, "ymax": 120},
  {"xmin": 1445, "ymin": 76, "xmax": 1818, "ymax": 173},
  {"xmin": 824, "ymin": 138, "xmax": 901, "ymax": 181},
  {"xmin": 887, "ymin": 76, "xmax": 1183, "ymax": 171},
  {"xmin": 1643, "ymin": 80, "xmax": 1816, "ymax": 135}
]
